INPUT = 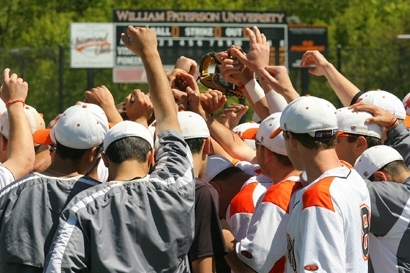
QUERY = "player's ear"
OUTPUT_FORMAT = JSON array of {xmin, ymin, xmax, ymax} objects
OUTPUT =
[
  {"xmin": 356, "ymin": 136, "xmax": 367, "ymax": 150},
  {"xmin": 203, "ymin": 137, "xmax": 211, "ymax": 155},
  {"xmin": 373, "ymin": 171, "xmax": 387, "ymax": 182}
]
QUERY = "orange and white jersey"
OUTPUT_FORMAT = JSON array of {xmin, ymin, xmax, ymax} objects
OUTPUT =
[
  {"xmin": 286, "ymin": 166, "xmax": 370, "ymax": 273},
  {"xmin": 226, "ymin": 173, "xmax": 272, "ymax": 241},
  {"xmin": 235, "ymin": 175, "xmax": 302, "ymax": 273}
]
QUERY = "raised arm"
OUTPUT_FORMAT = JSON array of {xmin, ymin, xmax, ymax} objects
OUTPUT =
[
  {"xmin": 300, "ymin": 50, "xmax": 360, "ymax": 106},
  {"xmin": 84, "ymin": 85, "xmax": 123, "ymax": 125},
  {"xmin": 121, "ymin": 26, "xmax": 179, "ymax": 134},
  {"xmin": 1, "ymin": 68, "xmax": 34, "ymax": 183},
  {"xmin": 227, "ymin": 27, "xmax": 288, "ymax": 114}
]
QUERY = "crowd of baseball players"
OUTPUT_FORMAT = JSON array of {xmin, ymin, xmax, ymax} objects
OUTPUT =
[{"xmin": 0, "ymin": 25, "xmax": 408, "ymax": 273}]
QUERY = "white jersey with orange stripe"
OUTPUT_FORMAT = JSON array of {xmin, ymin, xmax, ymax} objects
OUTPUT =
[
  {"xmin": 235, "ymin": 175, "xmax": 302, "ymax": 273},
  {"xmin": 226, "ymin": 161, "xmax": 275, "ymax": 241},
  {"xmin": 286, "ymin": 165, "xmax": 370, "ymax": 273}
]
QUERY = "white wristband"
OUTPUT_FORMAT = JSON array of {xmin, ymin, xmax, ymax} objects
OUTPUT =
[{"xmin": 244, "ymin": 79, "xmax": 265, "ymax": 103}]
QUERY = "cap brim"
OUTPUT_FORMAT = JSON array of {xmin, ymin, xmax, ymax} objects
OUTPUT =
[
  {"xmin": 33, "ymin": 129, "xmax": 54, "ymax": 145},
  {"xmin": 241, "ymin": 128, "xmax": 258, "ymax": 140},
  {"xmin": 269, "ymin": 127, "xmax": 283, "ymax": 139}
]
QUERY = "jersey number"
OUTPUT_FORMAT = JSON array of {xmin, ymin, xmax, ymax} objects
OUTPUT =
[
  {"xmin": 360, "ymin": 204, "xmax": 370, "ymax": 260},
  {"xmin": 287, "ymin": 233, "xmax": 297, "ymax": 272}
]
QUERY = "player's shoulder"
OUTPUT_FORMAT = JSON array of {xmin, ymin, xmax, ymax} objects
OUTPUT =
[
  {"xmin": 302, "ymin": 176, "xmax": 336, "ymax": 211},
  {"xmin": 195, "ymin": 178, "xmax": 218, "ymax": 196},
  {"xmin": 261, "ymin": 177, "xmax": 302, "ymax": 212}
]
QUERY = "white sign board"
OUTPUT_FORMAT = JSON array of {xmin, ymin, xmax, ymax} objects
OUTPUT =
[{"xmin": 70, "ymin": 23, "xmax": 115, "ymax": 68}]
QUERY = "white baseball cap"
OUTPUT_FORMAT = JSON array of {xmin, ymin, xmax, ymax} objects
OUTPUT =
[
  {"xmin": 279, "ymin": 96, "xmax": 338, "ymax": 138},
  {"xmin": 335, "ymin": 107, "xmax": 382, "ymax": 139},
  {"xmin": 232, "ymin": 121, "xmax": 259, "ymax": 150},
  {"xmin": 177, "ymin": 111, "xmax": 210, "ymax": 139},
  {"xmin": 354, "ymin": 145, "xmax": 403, "ymax": 179},
  {"xmin": 358, "ymin": 90, "xmax": 406, "ymax": 119},
  {"xmin": 256, "ymin": 112, "xmax": 287, "ymax": 155},
  {"xmin": 103, "ymin": 120, "xmax": 154, "ymax": 152},
  {"xmin": 34, "ymin": 103, "xmax": 109, "ymax": 149},
  {"xmin": 0, "ymin": 105, "xmax": 46, "ymax": 145},
  {"xmin": 201, "ymin": 155, "xmax": 234, "ymax": 183}
]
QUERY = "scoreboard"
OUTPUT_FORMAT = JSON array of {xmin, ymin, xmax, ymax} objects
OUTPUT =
[{"xmin": 113, "ymin": 10, "xmax": 288, "ymax": 70}]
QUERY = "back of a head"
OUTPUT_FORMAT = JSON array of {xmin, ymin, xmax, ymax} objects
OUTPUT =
[
  {"xmin": 177, "ymin": 111, "xmax": 210, "ymax": 154},
  {"xmin": 0, "ymin": 105, "xmax": 46, "ymax": 146},
  {"xmin": 359, "ymin": 90, "xmax": 406, "ymax": 120},
  {"xmin": 354, "ymin": 145, "xmax": 404, "ymax": 180},
  {"xmin": 33, "ymin": 103, "xmax": 109, "ymax": 160},
  {"xmin": 335, "ymin": 107, "xmax": 382, "ymax": 147},
  {"xmin": 103, "ymin": 120, "xmax": 154, "ymax": 164},
  {"xmin": 280, "ymin": 96, "xmax": 338, "ymax": 149}
]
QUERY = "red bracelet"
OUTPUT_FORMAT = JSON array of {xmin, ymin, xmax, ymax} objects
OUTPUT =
[
  {"xmin": 5, "ymin": 98, "xmax": 25, "ymax": 108},
  {"xmin": 237, "ymin": 84, "xmax": 245, "ymax": 90}
]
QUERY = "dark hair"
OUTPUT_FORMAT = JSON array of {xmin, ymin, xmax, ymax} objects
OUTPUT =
[
  {"xmin": 56, "ymin": 141, "xmax": 89, "ymax": 161},
  {"xmin": 185, "ymin": 138, "xmax": 205, "ymax": 154},
  {"xmin": 346, "ymin": 134, "xmax": 382, "ymax": 148},
  {"xmin": 283, "ymin": 131, "xmax": 337, "ymax": 150},
  {"xmin": 104, "ymin": 137, "xmax": 151, "ymax": 164},
  {"xmin": 380, "ymin": 160, "xmax": 407, "ymax": 177}
]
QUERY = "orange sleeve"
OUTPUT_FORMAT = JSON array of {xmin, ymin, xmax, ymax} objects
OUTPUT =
[
  {"xmin": 230, "ymin": 182, "xmax": 258, "ymax": 216},
  {"xmin": 302, "ymin": 176, "xmax": 335, "ymax": 211},
  {"xmin": 262, "ymin": 180, "xmax": 303, "ymax": 213}
]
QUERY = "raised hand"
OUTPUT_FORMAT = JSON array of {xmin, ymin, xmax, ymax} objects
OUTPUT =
[
  {"xmin": 124, "ymin": 89, "xmax": 154, "ymax": 127},
  {"xmin": 218, "ymin": 103, "xmax": 249, "ymax": 130},
  {"xmin": 260, "ymin": 66, "xmax": 299, "ymax": 103},
  {"xmin": 300, "ymin": 50, "xmax": 331, "ymax": 77},
  {"xmin": 200, "ymin": 89, "xmax": 227, "ymax": 115},
  {"xmin": 1, "ymin": 68, "xmax": 28, "ymax": 104},
  {"xmin": 229, "ymin": 26, "xmax": 270, "ymax": 74}
]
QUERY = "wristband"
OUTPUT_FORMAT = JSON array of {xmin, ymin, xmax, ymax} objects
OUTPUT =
[
  {"xmin": 245, "ymin": 79, "xmax": 265, "ymax": 103},
  {"xmin": 5, "ymin": 98, "xmax": 25, "ymax": 108}
]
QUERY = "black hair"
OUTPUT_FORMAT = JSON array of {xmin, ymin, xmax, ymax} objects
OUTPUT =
[
  {"xmin": 56, "ymin": 141, "xmax": 89, "ymax": 161},
  {"xmin": 104, "ymin": 137, "xmax": 151, "ymax": 164},
  {"xmin": 185, "ymin": 138, "xmax": 205, "ymax": 154},
  {"xmin": 283, "ymin": 131, "xmax": 337, "ymax": 150},
  {"xmin": 346, "ymin": 134, "xmax": 382, "ymax": 148}
]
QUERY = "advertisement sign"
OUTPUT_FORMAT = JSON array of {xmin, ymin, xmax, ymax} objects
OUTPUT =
[{"xmin": 70, "ymin": 23, "xmax": 115, "ymax": 68}]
